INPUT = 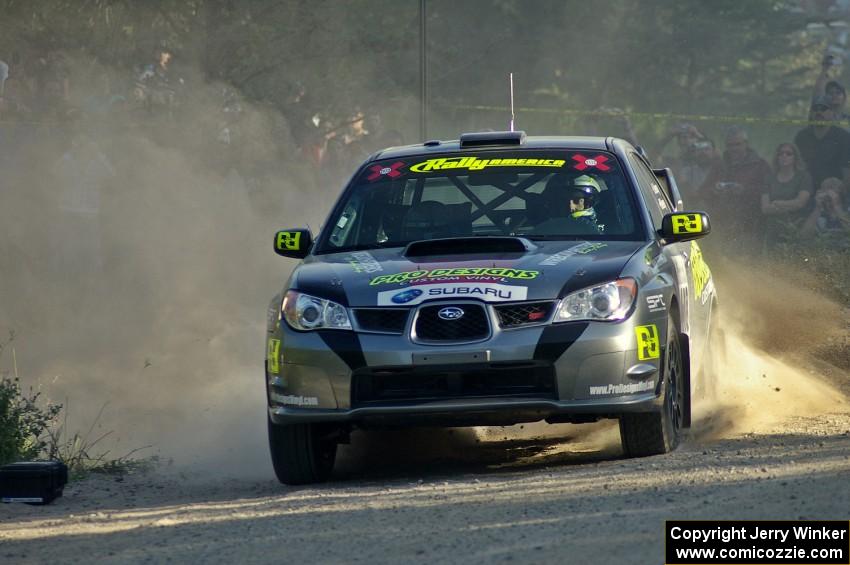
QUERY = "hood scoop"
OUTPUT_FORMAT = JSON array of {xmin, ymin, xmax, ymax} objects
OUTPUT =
[{"xmin": 404, "ymin": 237, "xmax": 533, "ymax": 257}]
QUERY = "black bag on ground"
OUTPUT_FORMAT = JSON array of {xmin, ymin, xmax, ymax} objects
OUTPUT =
[{"xmin": 0, "ymin": 461, "xmax": 69, "ymax": 504}]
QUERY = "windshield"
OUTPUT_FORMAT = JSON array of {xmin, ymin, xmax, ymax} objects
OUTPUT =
[{"xmin": 316, "ymin": 150, "xmax": 643, "ymax": 253}]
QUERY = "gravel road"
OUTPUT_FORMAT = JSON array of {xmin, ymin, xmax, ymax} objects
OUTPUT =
[{"xmin": 2, "ymin": 407, "xmax": 849, "ymax": 564}]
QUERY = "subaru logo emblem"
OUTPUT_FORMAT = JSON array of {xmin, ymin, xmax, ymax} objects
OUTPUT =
[{"xmin": 438, "ymin": 307, "xmax": 465, "ymax": 321}]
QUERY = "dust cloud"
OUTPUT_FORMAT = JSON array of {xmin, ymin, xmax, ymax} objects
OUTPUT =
[
  {"xmin": 692, "ymin": 257, "xmax": 850, "ymax": 441},
  {"xmin": 0, "ymin": 59, "xmax": 340, "ymax": 477},
  {"xmin": 457, "ymin": 256, "xmax": 850, "ymax": 463}
]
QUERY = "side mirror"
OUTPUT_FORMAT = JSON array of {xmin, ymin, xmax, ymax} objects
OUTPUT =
[
  {"xmin": 659, "ymin": 212, "xmax": 711, "ymax": 243},
  {"xmin": 274, "ymin": 229, "xmax": 312, "ymax": 258}
]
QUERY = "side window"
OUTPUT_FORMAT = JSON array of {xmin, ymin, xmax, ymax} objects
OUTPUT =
[
  {"xmin": 628, "ymin": 154, "xmax": 669, "ymax": 229},
  {"xmin": 329, "ymin": 201, "xmax": 359, "ymax": 247}
]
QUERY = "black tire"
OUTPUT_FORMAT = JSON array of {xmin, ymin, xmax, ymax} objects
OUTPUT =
[
  {"xmin": 619, "ymin": 314, "xmax": 686, "ymax": 457},
  {"xmin": 268, "ymin": 418, "xmax": 337, "ymax": 485}
]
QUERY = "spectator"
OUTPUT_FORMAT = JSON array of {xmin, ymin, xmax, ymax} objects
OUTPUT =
[
  {"xmin": 761, "ymin": 143, "xmax": 813, "ymax": 246},
  {"xmin": 656, "ymin": 122, "xmax": 707, "ymax": 169},
  {"xmin": 135, "ymin": 47, "xmax": 182, "ymax": 113},
  {"xmin": 801, "ymin": 177, "xmax": 850, "ymax": 237},
  {"xmin": 701, "ymin": 126, "xmax": 772, "ymax": 254},
  {"xmin": 0, "ymin": 53, "xmax": 33, "ymax": 118},
  {"xmin": 0, "ymin": 59, "xmax": 7, "ymax": 97},
  {"xmin": 793, "ymin": 95, "xmax": 850, "ymax": 192},
  {"xmin": 0, "ymin": 59, "xmax": 8, "ymax": 119},
  {"xmin": 812, "ymin": 53, "xmax": 850, "ymax": 122},
  {"xmin": 678, "ymin": 138, "xmax": 722, "ymax": 207},
  {"xmin": 50, "ymin": 134, "xmax": 116, "ymax": 279},
  {"xmin": 825, "ymin": 81, "xmax": 850, "ymax": 123}
]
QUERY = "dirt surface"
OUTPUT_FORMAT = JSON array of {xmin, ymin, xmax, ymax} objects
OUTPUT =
[{"xmin": 2, "ymin": 406, "xmax": 850, "ymax": 564}]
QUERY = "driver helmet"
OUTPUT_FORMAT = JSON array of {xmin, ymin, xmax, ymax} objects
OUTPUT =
[{"xmin": 568, "ymin": 174, "xmax": 602, "ymax": 214}]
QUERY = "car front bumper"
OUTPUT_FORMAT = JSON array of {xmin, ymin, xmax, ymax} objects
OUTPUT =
[
  {"xmin": 268, "ymin": 393, "xmax": 660, "ymax": 426},
  {"xmin": 266, "ymin": 310, "xmax": 669, "ymax": 427}
]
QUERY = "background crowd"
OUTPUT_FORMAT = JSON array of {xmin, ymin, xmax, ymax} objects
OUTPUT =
[
  {"xmin": 3, "ymin": 46, "xmax": 849, "ymax": 265},
  {"xmin": 653, "ymin": 56, "xmax": 850, "ymax": 255}
]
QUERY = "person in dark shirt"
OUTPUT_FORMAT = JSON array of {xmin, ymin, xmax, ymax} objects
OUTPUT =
[
  {"xmin": 811, "ymin": 53, "xmax": 850, "ymax": 124},
  {"xmin": 679, "ymin": 138, "xmax": 723, "ymax": 208},
  {"xmin": 824, "ymin": 81, "xmax": 850, "ymax": 124},
  {"xmin": 761, "ymin": 143, "xmax": 813, "ymax": 248},
  {"xmin": 701, "ymin": 126, "xmax": 772, "ymax": 254},
  {"xmin": 793, "ymin": 96, "xmax": 850, "ymax": 192}
]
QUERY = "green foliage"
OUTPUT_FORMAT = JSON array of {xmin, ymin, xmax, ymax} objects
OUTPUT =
[
  {"xmin": 0, "ymin": 334, "xmax": 155, "ymax": 477},
  {"xmin": 0, "ymin": 0, "xmax": 835, "ymax": 140},
  {"xmin": 0, "ymin": 377, "xmax": 63, "ymax": 466},
  {"xmin": 0, "ymin": 332, "xmax": 62, "ymax": 465}
]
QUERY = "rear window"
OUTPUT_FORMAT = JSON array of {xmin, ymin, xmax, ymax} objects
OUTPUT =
[{"xmin": 316, "ymin": 150, "xmax": 643, "ymax": 253}]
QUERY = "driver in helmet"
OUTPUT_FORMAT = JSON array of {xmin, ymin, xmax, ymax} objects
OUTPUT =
[{"xmin": 534, "ymin": 174, "xmax": 604, "ymax": 235}]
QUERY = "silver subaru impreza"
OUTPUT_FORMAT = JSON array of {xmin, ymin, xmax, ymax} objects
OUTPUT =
[{"xmin": 265, "ymin": 131, "xmax": 716, "ymax": 484}]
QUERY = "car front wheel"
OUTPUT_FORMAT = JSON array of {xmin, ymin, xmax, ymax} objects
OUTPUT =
[
  {"xmin": 619, "ymin": 313, "xmax": 686, "ymax": 457},
  {"xmin": 268, "ymin": 418, "xmax": 337, "ymax": 485}
]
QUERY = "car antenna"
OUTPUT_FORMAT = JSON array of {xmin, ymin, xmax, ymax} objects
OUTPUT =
[{"xmin": 509, "ymin": 72, "xmax": 516, "ymax": 132}]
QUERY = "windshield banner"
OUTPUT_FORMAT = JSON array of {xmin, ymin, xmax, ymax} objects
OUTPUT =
[{"xmin": 409, "ymin": 156, "xmax": 566, "ymax": 173}]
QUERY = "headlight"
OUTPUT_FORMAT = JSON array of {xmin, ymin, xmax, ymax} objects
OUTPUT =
[
  {"xmin": 282, "ymin": 290, "xmax": 352, "ymax": 331},
  {"xmin": 554, "ymin": 278, "xmax": 636, "ymax": 322}
]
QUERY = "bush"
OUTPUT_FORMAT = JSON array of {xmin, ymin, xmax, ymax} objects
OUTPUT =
[
  {"xmin": 0, "ymin": 377, "xmax": 62, "ymax": 466},
  {"xmin": 0, "ymin": 333, "xmax": 156, "ymax": 477}
]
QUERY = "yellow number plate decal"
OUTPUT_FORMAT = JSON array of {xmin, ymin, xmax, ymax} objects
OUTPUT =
[
  {"xmin": 276, "ymin": 231, "xmax": 301, "ymax": 251},
  {"xmin": 671, "ymin": 213, "xmax": 703, "ymax": 234},
  {"xmin": 635, "ymin": 324, "xmax": 660, "ymax": 361},
  {"xmin": 267, "ymin": 338, "xmax": 281, "ymax": 374}
]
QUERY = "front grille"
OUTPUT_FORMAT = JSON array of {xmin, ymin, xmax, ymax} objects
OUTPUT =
[
  {"xmin": 495, "ymin": 301, "xmax": 556, "ymax": 328},
  {"xmin": 353, "ymin": 308, "xmax": 409, "ymax": 334},
  {"xmin": 352, "ymin": 363, "xmax": 557, "ymax": 405},
  {"xmin": 414, "ymin": 303, "xmax": 489, "ymax": 342}
]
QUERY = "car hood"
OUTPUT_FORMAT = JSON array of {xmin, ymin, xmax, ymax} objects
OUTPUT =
[{"xmin": 291, "ymin": 240, "xmax": 645, "ymax": 307}]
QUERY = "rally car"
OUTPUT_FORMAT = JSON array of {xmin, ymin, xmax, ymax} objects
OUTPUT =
[{"xmin": 265, "ymin": 131, "xmax": 716, "ymax": 484}]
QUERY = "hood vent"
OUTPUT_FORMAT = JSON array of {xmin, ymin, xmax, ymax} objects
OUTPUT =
[{"xmin": 404, "ymin": 237, "xmax": 531, "ymax": 257}]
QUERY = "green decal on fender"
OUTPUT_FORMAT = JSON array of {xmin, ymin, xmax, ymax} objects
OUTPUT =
[
  {"xmin": 635, "ymin": 324, "xmax": 660, "ymax": 361},
  {"xmin": 671, "ymin": 213, "xmax": 703, "ymax": 234},
  {"xmin": 690, "ymin": 241, "xmax": 711, "ymax": 300},
  {"xmin": 267, "ymin": 338, "xmax": 281, "ymax": 374},
  {"xmin": 276, "ymin": 231, "xmax": 301, "ymax": 252}
]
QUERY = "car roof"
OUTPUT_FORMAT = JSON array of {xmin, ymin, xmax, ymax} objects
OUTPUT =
[{"xmin": 371, "ymin": 133, "xmax": 634, "ymax": 162}]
